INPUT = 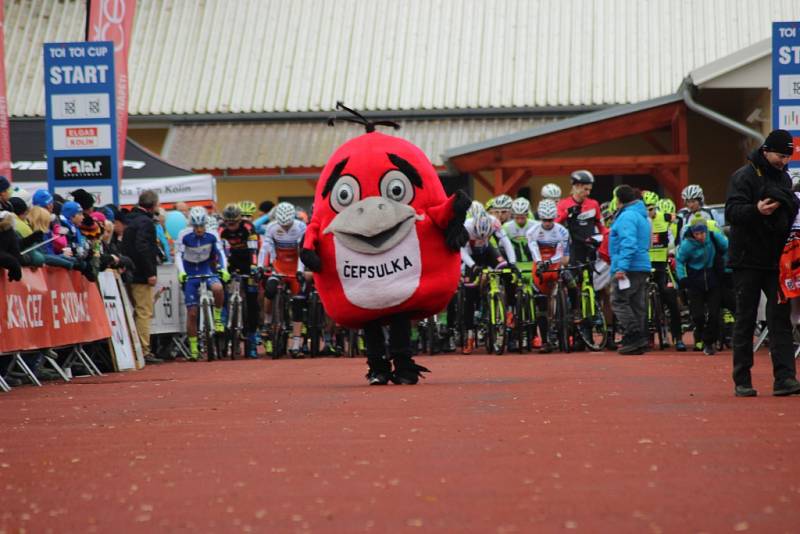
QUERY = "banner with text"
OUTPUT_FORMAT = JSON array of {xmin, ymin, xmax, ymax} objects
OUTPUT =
[
  {"xmin": 43, "ymin": 41, "xmax": 119, "ymax": 204},
  {"xmin": 773, "ymin": 21, "xmax": 800, "ymax": 178},
  {"xmin": 87, "ymin": 0, "xmax": 136, "ymax": 183},
  {"xmin": 151, "ymin": 263, "xmax": 187, "ymax": 335},
  {"xmin": 0, "ymin": 267, "xmax": 112, "ymax": 353}
]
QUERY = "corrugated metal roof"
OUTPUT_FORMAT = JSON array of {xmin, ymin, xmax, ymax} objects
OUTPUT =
[
  {"xmin": 162, "ymin": 117, "xmax": 558, "ymax": 169},
  {"xmin": 6, "ymin": 0, "xmax": 800, "ymax": 117}
]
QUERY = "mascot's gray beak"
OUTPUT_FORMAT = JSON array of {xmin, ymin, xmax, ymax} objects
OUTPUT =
[{"xmin": 324, "ymin": 197, "xmax": 418, "ymax": 254}]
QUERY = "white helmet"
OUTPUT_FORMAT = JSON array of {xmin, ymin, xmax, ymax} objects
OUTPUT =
[
  {"xmin": 511, "ymin": 197, "xmax": 530, "ymax": 216},
  {"xmin": 493, "ymin": 194, "xmax": 513, "ymax": 210},
  {"xmin": 681, "ymin": 184, "xmax": 704, "ymax": 202},
  {"xmin": 468, "ymin": 200, "xmax": 485, "ymax": 219},
  {"xmin": 274, "ymin": 202, "xmax": 296, "ymax": 226},
  {"xmin": 189, "ymin": 206, "xmax": 208, "ymax": 227},
  {"xmin": 474, "ymin": 212, "xmax": 494, "ymax": 239},
  {"xmin": 541, "ymin": 183, "xmax": 562, "ymax": 200},
  {"xmin": 537, "ymin": 199, "xmax": 558, "ymax": 220}
]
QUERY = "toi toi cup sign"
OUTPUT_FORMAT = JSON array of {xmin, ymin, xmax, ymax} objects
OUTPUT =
[
  {"xmin": 773, "ymin": 22, "xmax": 800, "ymax": 180},
  {"xmin": 43, "ymin": 41, "xmax": 119, "ymax": 205}
]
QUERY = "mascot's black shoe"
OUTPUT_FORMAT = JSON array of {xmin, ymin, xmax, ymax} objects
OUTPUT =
[
  {"xmin": 390, "ymin": 358, "xmax": 431, "ymax": 385},
  {"xmin": 365, "ymin": 358, "xmax": 392, "ymax": 385}
]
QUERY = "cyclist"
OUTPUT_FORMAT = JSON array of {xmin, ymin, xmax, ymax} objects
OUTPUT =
[
  {"xmin": 220, "ymin": 203, "xmax": 262, "ymax": 358},
  {"xmin": 258, "ymin": 202, "xmax": 307, "ymax": 357},
  {"xmin": 541, "ymin": 183, "xmax": 562, "ymax": 202},
  {"xmin": 464, "ymin": 204, "xmax": 516, "ymax": 265},
  {"xmin": 503, "ymin": 197, "xmax": 538, "ymax": 348},
  {"xmin": 527, "ymin": 199, "xmax": 571, "ymax": 352},
  {"xmin": 643, "ymin": 191, "xmax": 685, "ymax": 351},
  {"xmin": 238, "ymin": 200, "xmax": 258, "ymax": 223},
  {"xmin": 460, "ymin": 211, "xmax": 507, "ymax": 354},
  {"xmin": 253, "ymin": 200, "xmax": 275, "ymax": 235},
  {"xmin": 677, "ymin": 185, "xmax": 716, "ymax": 241},
  {"xmin": 556, "ymin": 170, "xmax": 607, "ymax": 343},
  {"xmin": 490, "ymin": 194, "xmax": 513, "ymax": 224},
  {"xmin": 176, "ymin": 207, "xmax": 230, "ymax": 360},
  {"xmin": 467, "ymin": 200, "xmax": 485, "ymax": 220}
]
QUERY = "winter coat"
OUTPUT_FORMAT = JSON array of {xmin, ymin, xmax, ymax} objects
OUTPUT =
[
  {"xmin": 725, "ymin": 148, "xmax": 799, "ymax": 270},
  {"xmin": 609, "ymin": 200, "xmax": 652, "ymax": 274},
  {"xmin": 676, "ymin": 229, "xmax": 728, "ymax": 291},
  {"xmin": 121, "ymin": 206, "xmax": 158, "ymax": 283}
]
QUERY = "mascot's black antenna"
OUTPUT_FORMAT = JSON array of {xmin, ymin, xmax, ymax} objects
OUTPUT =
[{"xmin": 327, "ymin": 101, "xmax": 400, "ymax": 133}]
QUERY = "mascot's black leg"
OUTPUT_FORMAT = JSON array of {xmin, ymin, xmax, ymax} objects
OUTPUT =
[
  {"xmin": 364, "ymin": 321, "xmax": 391, "ymax": 385},
  {"xmin": 389, "ymin": 315, "xmax": 431, "ymax": 385}
]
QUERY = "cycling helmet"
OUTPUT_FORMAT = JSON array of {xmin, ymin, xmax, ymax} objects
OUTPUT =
[
  {"xmin": 642, "ymin": 191, "xmax": 660, "ymax": 207},
  {"xmin": 189, "ymin": 206, "xmax": 208, "ymax": 227},
  {"xmin": 681, "ymin": 184, "xmax": 704, "ymax": 202},
  {"xmin": 274, "ymin": 202, "xmax": 296, "ymax": 226},
  {"xmin": 493, "ymin": 194, "xmax": 513, "ymax": 210},
  {"xmin": 537, "ymin": 199, "xmax": 558, "ymax": 220},
  {"xmin": 474, "ymin": 212, "xmax": 494, "ymax": 239},
  {"xmin": 222, "ymin": 203, "xmax": 242, "ymax": 222},
  {"xmin": 657, "ymin": 198, "xmax": 676, "ymax": 214},
  {"xmin": 511, "ymin": 197, "xmax": 530, "ymax": 216},
  {"xmin": 541, "ymin": 183, "xmax": 562, "ymax": 200},
  {"xmin": 468, "ymin": 200, "xmax": 485, "ymax": 219},
  {"xmin": 570, "ymin": 169, "xmax": 594, "ymax": 184},
  {"xmin": 238, "ymin": 200, "xmax": 257, "ymax": 217}
]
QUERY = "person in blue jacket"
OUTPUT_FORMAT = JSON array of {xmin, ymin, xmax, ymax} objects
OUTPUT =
[
  {"xmin": 676, "ymin": 217, "xmax": 728, "ymax": 355},
  {"xmin": 608, "ymin": 185, "xmax": 652, "ymax": 355}
]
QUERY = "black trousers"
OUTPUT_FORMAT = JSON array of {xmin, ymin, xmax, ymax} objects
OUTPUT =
[
  {"xmin": 652, "ymin": 263, "xmax": 682, "ymax": 340},
  {"xmin": 732, "ymin": 269, "xmax": 796, "ymax": 386},
  {"xmin": 687, "ymin": 286, "xmax": 720, "ymax": 346},
  {"xmin": 364, "ymin": 314, "xmax": 412, "ymax": 361}
]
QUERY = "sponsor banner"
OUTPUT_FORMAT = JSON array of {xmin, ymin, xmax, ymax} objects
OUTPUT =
[
  {"xmin": 54, "ymin": 155, "xmax": 112, "ymax": 180},
  {"xmin": 87, "ymin": 0, "xmax": 137, "ymax": 182},
  {"xmin": 98, "ymin": 271, "xmax": 136, "ymax": 370},
  {"xmin": 152, "ymin": 264, "xmax": 186, "ymax": 335},
  {"xmin": 44, "ymin": 41, "xmax": 119, "ymax": 203},
  {"xmin": 52, "ymin": 124, "xmax": 112, "ymax": 150},
  {"xmin": 0, "ymin": 2, "xmax": 11, "ymax": 180},
  {"xmin": 0, "ymin": 267, "xmax": 111, "ymax": 354},
  {"xmin": 54, "ymin": 185, "xmax": 114, "ymax": 206},
  {"xmin": 773, "ymin": 21, "xmax": 800, "ymax": 173},
  {"xmin": 120, "ymin": 174, "xmax": 216, "ymax": 205}
]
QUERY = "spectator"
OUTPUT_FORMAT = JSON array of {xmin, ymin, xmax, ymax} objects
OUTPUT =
[
  {"xmin": 121, "ymin": 190, "xmax": 162, "ymax": 364},
  {"xmin": 32, "ymin": 189, "xmax": 54, "ymax": 212},
  {"xmin": 175, "ymin": 201, "xmax": 190, "ymax": 219},
  {"xmin": 726, "ymin": 129, "xmax": 800, "ymax": 397},
  {"xmin": 608, "ymin": 185, "xmax": 652, "ymax": 355},
  {"xmin": 70, "ymin": 188, "xmax": 95, "ymax": 215},
  {"xmin": 676, "ymin": 217, "xmax": 728, "ymax": 355},
  {"xmin": 27, "ymin": 206, "xmax": 73, "ymax": 269},
  {"xmin": 253, "ymin": 200, "xmax": 274, "ymax": 235},
  {"xmin": 0, "ymin": 176, "xmax": 12, "ymax": 211},
  {"xmin": 0, "ymin": 210, "xmax": 22, "ymax": 281},
  {"xmin": 154, "ymin": 208, "xmax": 172, "ymax": 263}
]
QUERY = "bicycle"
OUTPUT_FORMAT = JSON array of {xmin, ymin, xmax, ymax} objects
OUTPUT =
[
  {"xmin": 511, "ymin": 268, "xmax": 537, "ymax": 353},
  {"xmin": 646, "ymin": 271, "xmax": 669, "ymax": 350},
  {"xmin": 479, "ymin": 262, "xmax": 513, "ymax": 355},
  {"xmin": 224, "ymin": 273, "xmax": 250, "ymax": 359},
  {"xmin": 266, "ymin": 273, "xmax": 292, "ymax": 359},
  {"xmin": 535, "ymin": 262, "xmax": 573, "ymax": 353},
  {"xmin": 574, "ymin": 262, "xmax": 607, "ymax": 351},
  {"xmin": 305, "ymin": 278, "xmax": 325, "ymax": 357},
  {"xmin": 186, "ymin": 274, "xmax": 220, "ymax": 361}
]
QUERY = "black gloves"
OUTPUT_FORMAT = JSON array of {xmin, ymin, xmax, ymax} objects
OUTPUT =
[
  {"xmin": 445, "ymin": 189, "xmax": 470, "ymax": 251},
  {"xmin": 300, "ymin": 248, "xmax": 321, "ymax": 273}
]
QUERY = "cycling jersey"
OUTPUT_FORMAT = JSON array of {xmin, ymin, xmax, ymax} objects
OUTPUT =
[
  {"xmin": 503, "ymin": 219, "xmax": 537, "ymax": 263},
  {"xmin": 526, "ymin": 222, "xmax": 570, "ymax": 263},
  {"xmin": 175, "ymin": 228, "xmax": 227, "ymax": 276},
  {"xmin": 556, "ymin": 196, "xmax": 605, "ymax": 263},
  {"xmin": 258, "ymin": 220, "xmax": 306, "ymax": 275},
  {"xmin": 462, "ymin": 215, "xmax": 516, "ymax": 266},
  {"xmin": 220, "ymin": 221, "xmax": 259, "ymax": 274}
]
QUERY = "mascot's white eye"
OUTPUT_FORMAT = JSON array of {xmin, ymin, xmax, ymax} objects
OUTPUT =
[
  {"xmin": 380, "ymin": 170, "xmax": 414, "ymax": 204},
  {"xmin": 330, "ymin": 175, "xmax": 361, "ymax": 213}
]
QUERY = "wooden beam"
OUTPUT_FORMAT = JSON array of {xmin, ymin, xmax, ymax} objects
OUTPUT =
[
  {"xmin": 472, "ymin": 171, "xmax": 493, "ymax": 193},
  {"xmin": 498, "ymin": 154, "xmax": 689, "ymax": 169},
  {"xmin": 498, "ymin": 169, "xmax": 528, "ymax": 196},
  {"xmin": 493, "ymin": 168, "xmax": 504, "ymax": 195},
  {"xmin": 642, "ymin": 133, "xmax": 669, "ymax": 154}
]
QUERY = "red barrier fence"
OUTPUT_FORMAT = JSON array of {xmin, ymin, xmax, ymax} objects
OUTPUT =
[{"xmin": 0, "ymin": 267, "xmax": 111, "ymax": 353}]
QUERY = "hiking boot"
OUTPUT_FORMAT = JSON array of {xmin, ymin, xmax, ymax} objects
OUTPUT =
[
  {"xmin": 144, "ymin": 354, "xmax": 164, "ymax": 364},
  {"xmin": 773, "ymin": 377, "xmax": 800, "ymax": 397},
  {"xmin": 539, "ymin": 342, "xmax": 554, "ymax": 354},
  {"xmin": 618, "ymin": 336, "xmax": 648, "ymax": 355},
  {"xmin": 675, "ymin": 340, "xmax": 687, "ymax": 352},
  {"xmin": 735, "ymin": 385, "xmax": 758, "ymax": 397},
  {"xmin": 390, "ymin": 357, "xmax": 431, "ymax": 385},
  {"xmin": 365, "ymin": 358, "xmax": 392, "ymax": 386}
]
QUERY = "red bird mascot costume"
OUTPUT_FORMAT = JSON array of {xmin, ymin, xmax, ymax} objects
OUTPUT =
[{"xmin": 301, "ymin": 103, "xmax": 470, "ymax": 385}]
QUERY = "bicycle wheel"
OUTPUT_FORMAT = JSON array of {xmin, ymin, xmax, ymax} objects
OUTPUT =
[
  {"xmin": 487, "ymin": 292, "xmax": 506, "ymax": 355},
  {"xmin": 228, "ymin": 298, "xmax": 241, "ymax": 360},
  {"xmin": 650, "ymin": 286, "xmax": 668, "ymax": 350},
  {"xmin": 456, "ymin": 287, "xmax": 467, "ymax": 352},
  {"xmin": 578, "ymin": 288, "xmax": 607, "ymax": 351},
  {"xmin": 269, "ymin": 291, "xmax": 284, "ymax": 359},
  {"xmin": 514, "ymin": 287, "xmax": 532, "ymax": 353},
  {"xmin": 427, "ymin": 316, "xmax": 438, "ymax": 355},
  {"xmin": 204, "ymin": 302, "xmax": 218, "ymax": 361},
  {"xmin": 555, "ymin": 285, "xmax": 571, "ymax": 353}
]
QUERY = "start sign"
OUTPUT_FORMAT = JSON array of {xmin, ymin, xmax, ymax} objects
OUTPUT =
[
  {"xmin": 43, "ymin": 41, "xmax": 119, "ymax": 205},
  {"xmin": 773, "ymin": 21, "xmax": 800, "ymax": 177}
]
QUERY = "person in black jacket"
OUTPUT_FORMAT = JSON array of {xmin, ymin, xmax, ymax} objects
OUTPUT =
[
  {"xmin": 121, "ymin": 190, "xmax": 161, "ymax": 364},
  {"xmin": 725, "ymin": 129, "xmax": 800, "ymax": 397}
]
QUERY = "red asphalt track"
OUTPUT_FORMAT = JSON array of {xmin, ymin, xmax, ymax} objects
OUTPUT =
[{"xmin": 2, "ymin": 350, "xmax": 800, "ymax": 533}]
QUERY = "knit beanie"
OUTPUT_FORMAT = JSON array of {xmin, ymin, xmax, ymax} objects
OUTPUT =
[{"xmin": 762, "ymin": 129, "xmax": 794, "ymax": 156}]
